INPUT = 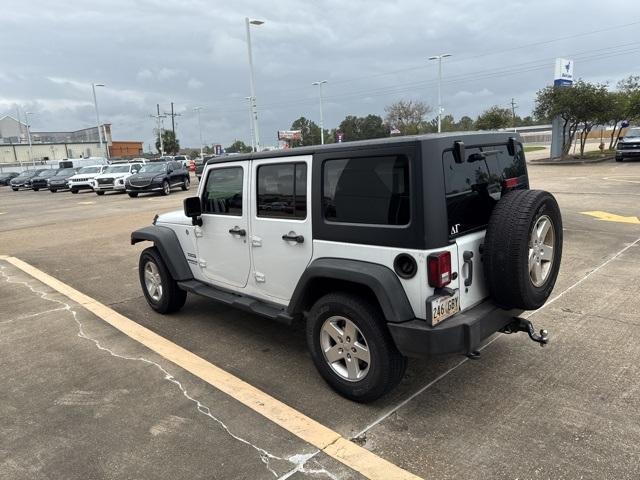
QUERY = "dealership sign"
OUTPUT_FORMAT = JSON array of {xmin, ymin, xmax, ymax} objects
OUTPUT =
[
  {"xmin": 277, "ymin": 130, "xmax": 302, "ymax": 141},
  {"xmin": 554, "ymin": 58, "xmax": 574, "ymax": 87}
]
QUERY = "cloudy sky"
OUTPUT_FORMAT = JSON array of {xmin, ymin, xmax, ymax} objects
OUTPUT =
[{"xmin": 1, "ymin": 0, "xmax": 638, "ymax": 151}]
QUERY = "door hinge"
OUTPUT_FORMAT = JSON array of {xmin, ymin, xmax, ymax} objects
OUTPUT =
[
  {"xmin": 198, "ymin": 259, "xmax": 207, "ymax": 268},
  {"xmin": 251, "ymin": 236, "xmax": 262, "ymax": 247},
  {"xmin": 194, "ymin": 226, "xmax": 203, "ymax": 238},
  {"xmin": 254, "ymin": 272, "xmax": 265, "ymax": 283}
]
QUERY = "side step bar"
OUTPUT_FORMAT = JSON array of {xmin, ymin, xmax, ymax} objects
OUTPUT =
[{"xmin": 177, "ymin": 280, "xmax": 295, "ymax": 325}]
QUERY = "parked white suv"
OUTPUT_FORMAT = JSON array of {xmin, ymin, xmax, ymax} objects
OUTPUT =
[
  {"xmin": 67, "ymin": 165, "xmax": 108, "ymax": 193},
  {"xmin": 93, "ymin": 163, "xmax": 143, "ymax": 195},
  {"xmin": 132, "ymin": 133, "xmax": 563, "ymax": 402}
]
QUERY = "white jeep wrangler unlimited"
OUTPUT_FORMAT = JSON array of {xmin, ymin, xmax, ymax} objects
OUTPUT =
[{"xmin": 132, "ymin": 133, "xmax": 563, "ymax": 402}]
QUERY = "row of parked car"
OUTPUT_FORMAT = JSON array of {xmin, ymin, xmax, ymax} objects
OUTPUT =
[{"xmin": 0, "ymin": 159, "xmax": 192, "ymax": 197}]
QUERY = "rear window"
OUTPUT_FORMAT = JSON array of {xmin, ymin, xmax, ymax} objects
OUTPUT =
[
  {"xmin": 443, "ymin": 144, "xmax": 526, "ymax": 237},
  {"xmin": 323, "ymin": 155, "xmax": 410, "ymax": 225}
]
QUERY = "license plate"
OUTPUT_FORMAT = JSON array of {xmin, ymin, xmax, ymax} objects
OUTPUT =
[{"xmin": 429, "ymin": 291, "xmax": 460, "ymax": 326}]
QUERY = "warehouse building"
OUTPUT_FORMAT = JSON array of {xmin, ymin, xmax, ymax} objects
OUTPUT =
[{"xmin": 0, "ymin": 115, "xmax": 142, "ymax": 164}]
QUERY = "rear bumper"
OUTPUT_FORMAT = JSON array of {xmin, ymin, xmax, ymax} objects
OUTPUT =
[{"xmin": 388, "ymin": 300, "xmax": 523, "ymax": 358}]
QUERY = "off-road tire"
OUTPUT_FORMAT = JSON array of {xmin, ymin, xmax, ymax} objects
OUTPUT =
[
  {"xmin": 138, "ymin": 247, "xmax": 187, "ymax": 314},
  {"xmin": 306, "ymin": 293, "xmax": 407, "ymax": 403},
  {"xmin": 484, "ymin": 189, "xmax": 563, "ymax": 310}
]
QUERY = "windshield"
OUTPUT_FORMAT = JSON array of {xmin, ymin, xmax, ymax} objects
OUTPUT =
[
  {"xmin": 625, "ymin": 128, "xmax": 640, "ymax": 138},
  {"xmin": 57, "ymin": 168, "xmax": 76, "ymax": 176},
  {"xmin": 38, "ymin": 170, "xmax": 58, "ymax": 177},
  {"xmin": 139, "ymin": 163, "xmax": 167, "ymax": 173},
  {"xmin": 104, "ymin": 165, "xmax": 131, "ymax": 173},
  {"xmin": 78, "ymin": 166, "xmax": 101, "ymax": 174}
]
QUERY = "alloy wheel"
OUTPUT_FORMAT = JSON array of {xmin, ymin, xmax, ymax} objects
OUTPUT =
[
  {"xmin": 144, "ymin": 261, "xmax": 163, "ymax": 301},
  {"xmin": 320, "ymin": 316, "xmax": 371, "ymax": 382},
  {"xmin": 529, "ymin": 215, "xmax": 555, "ymax": 287}
]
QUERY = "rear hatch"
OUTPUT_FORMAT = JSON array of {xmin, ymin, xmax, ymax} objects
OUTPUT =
[{"xmin": 443, "ymin": 142, "xmax": 528, "ymax": 311}]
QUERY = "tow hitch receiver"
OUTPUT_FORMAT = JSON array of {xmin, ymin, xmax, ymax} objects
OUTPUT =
[{"xmin": 501, "ymin": 317, "xmax": 549, "ymax": 346}]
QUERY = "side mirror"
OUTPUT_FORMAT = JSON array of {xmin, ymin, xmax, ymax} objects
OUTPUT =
[
  {"xmin": 184, "ymin": 196, "xmax": 202, "ymax": 226},
  {"xmin": 453, "ymin": 141, "xmax": 465, "ymax": 164}
]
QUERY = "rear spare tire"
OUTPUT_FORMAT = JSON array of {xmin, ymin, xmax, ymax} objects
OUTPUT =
[{"xmin": 483, "ymin": 189, "xmax": 563, "ymax": 310}]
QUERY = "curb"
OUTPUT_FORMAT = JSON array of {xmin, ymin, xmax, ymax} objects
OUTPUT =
[{"xmin": 528, "ymin": 156, "xmax": 615, "ymax": 166}]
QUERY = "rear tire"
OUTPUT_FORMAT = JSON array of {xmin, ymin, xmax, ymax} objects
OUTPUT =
[
  {"xmin": 484, "ymin": 190, "xmax": 563, "ymax": 310},
  {"xmin": 306, "ymin": 293, "xmax": 407, "ymax": 402},
  {"xmin": 138, "ymin": 247, "xmax": 187, "ymax": 314}
]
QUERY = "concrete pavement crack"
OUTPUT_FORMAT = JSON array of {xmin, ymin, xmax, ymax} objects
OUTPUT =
[{"xmin": 0, "ymin": 265, "xmax": 339, "ymax": 480}]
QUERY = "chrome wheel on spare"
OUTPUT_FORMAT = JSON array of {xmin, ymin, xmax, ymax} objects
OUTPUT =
[
  {"xmin": 529, "ymin": 215, "xmax": 555, "ymax": 287},
  {"xmin": 144, "ymin": 260, "xmax": 163, "ymax": 301},
  {"xmin": 320, "ymin": 316, "xmax": 370, "ymax": 382}
]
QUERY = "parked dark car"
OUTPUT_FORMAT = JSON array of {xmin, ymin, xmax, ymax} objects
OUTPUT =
[
  {"xmin": 195, "ymin": 156, "xmax": 215, "ymax": 180},
  {"xmin": 0, "ymin": 172, "xmax": 19, "ymax": 186},
  {"xmin": 48, "ymin": 168, "xmax": 78, "ymax": 192},
  {"xmin": 29, "ymin": 169, "xmax": 60, "ymax": 191},
  {"xmin": 125, "ymin": 161, "xmax": 190, "ymax": 197},
  {"xmin": 9, "ymin": 169, "xmax": 48, "ymax": 191}
]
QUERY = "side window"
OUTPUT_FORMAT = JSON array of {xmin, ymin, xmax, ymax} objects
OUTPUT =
[
  {"xmin": 132, "ymin": 164, "xmax": 141, "ymax": 173},
  {"xmin": 257, "ymin": 163, "xmax": 307, "ymax": 219},
  {"xmin": 202, "ymin": 166, "xmax": 243, "ymax": 216},
  {"xmin": 323, "ymin": 155, "xmax": 410, "ymax": 225}
]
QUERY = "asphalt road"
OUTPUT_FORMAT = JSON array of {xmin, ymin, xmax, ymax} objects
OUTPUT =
[{"xmin": 1, "ymin": 161, "xmax": 639, "ymax": 479}]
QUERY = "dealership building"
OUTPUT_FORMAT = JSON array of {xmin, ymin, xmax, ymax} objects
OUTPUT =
[{"xmin": 0, "ymin": 115, "xmax": 142, "ymax": 164}]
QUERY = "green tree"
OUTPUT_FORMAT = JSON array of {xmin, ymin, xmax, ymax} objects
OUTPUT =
[
  {"xmin": 290, "ymin": 117, "xmax": 322, "ymax": 146},
  {"xmin": 338, "ymin": 114, "xmax": 388, "ymax": 141},
  {"xmin": 155, "ymin": 130, "xmax": 180, "ymax": 154},
  {"xmin": 225, "ymin": 140, "xmax": 253, "ymax": 153},
  {"xmin": 456, "ymin": 115, "xmax": 475, "ymax": 131},
  {"xmin": 384, "ymin": 100, "xmax": 431, "ymax": 135},
  {"xmin": 475, "ymin": 106, "xmax": 512, "ymax": 130}
]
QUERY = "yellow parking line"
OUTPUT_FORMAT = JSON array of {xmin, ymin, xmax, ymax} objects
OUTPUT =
[{"xmin": 3, "ymin": 255, "xmax": 422, "ymax": 480}]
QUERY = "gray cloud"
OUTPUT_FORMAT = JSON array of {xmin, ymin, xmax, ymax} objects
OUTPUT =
[{"xmin": 1, "ymin": 0, "xmax": 638, "ymax": 150}]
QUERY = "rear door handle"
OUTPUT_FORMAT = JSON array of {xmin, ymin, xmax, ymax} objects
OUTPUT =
[
  {"xmin": 463, "ymin": 251, "xmax": 474, "ymax": 287},
  {"xmin": 228, "ymin": 226, "xmax": 246, "ymax": 236},
  {"xmin": 282, "ymin": 233, "xmax": 304, "ymax": 243}
]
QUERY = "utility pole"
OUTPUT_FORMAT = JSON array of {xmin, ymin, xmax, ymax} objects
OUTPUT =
[
  {"xmin": 25, "ymin": 111, "xmax": 34, "ymax": 166},
  {"xmin": 193, "ymin": 106, "xmax": 204, "ymax": 160},
  {"xmin": 150, "ymin": 104, "xmax": 167, "ymax": 156},
  {"xmin": 510, "ymin": 98, "xmax": 518, "ymax": 128},
  {"xmin": 164, "ymin": 102, "xmax": 182, "ymax": 136},
  {"xmin": 312, "ymin": 80, "xmax": 328, "ymax": 145},
  {"xmin": 245, "ymin": 96, "xmax": 256, "ymax": 152},
  {"xmin": 91, "ymin": 83, "xmax": 105, "ymax": 156},
  {"xmin": 245, "ymin": 17, "xmax": 264, "ymax": 151},
  {"xmin": 428, "ymin": 54, "xmax": 452, "ymax": 133}
]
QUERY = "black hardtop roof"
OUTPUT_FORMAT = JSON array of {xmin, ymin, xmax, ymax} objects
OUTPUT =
[{"xmin": 208, "ymin": 131, "xmax": 522, "ymax": 165}]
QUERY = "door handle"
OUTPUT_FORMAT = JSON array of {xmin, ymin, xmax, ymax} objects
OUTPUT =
[
  {"xmin": 282, "ymin": 233, "xmax": 304, "ymax": 243},
  {"xmin": 463, "ymin": 251, "xmax": 474, "ymax": 287},
  {"xmin": 228, "ymin": 226, "xmax": 246, "ymax": 236}
]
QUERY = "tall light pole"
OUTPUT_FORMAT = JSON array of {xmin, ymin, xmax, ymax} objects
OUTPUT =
[
  {"xmin": 245, "ymin": 17, "xmax": 264, "ymax": 151},
  {"xmin": 91, "ymin": 83, "xmax": 105, "ymax": 155},
  {"xmin": 25, "ymin": 111, "xmax": 34, "ymax": 166},
  {"xmin": 245, "ymin": 96, "xmax": 256, "ymax": 152},
  {"xmin": 193, "ymin": 106, "xmax": 204, "ymax": 159},
  {"xmin": 428, "ymin": 54, "xmax": 452, "ymax": 133},
  {"xmin": 312, "ymin": 80, "xmax": 328, "ymax": 145}
]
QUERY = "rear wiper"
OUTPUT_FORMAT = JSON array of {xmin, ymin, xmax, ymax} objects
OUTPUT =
[{"xmin": 467, "ymin": 150, "xmax": 500, "ymax": 163}]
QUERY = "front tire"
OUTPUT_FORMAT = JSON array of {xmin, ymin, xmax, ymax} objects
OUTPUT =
[
  {"xmin": 71, "ymin": 189, "xmax": 78, "ymax": 194},
  {"xmin": 306, "ymin": 293, "xmax": 407, "ymax": 402},
  {"xmin": 50, "ymin": 189, "xmax": 57, "ymax": 193},
  {"xmin": 182, "ymin": 177, "xmax": 190, "ymax": 191},
  {"xmin": 11, "ymin": 187, "xmax": 18, "ymax": 191},
  {"xmin": 33, "ymin": 187, "xmax": 39, "ymax": 191},
  {"xmin": 161, "ymin": 180, "xmax": 170, "ymax": 196},
  {"xmin": 138, "ymin": 247, "xmax": 187, "ymax": 314},
  {"xmin": 96, "ymin": 191, "xmax": 105, "ymax": 195},
  {"xmin": 128, "ymin": 192, "xmax": 138, "ymax": 198}
]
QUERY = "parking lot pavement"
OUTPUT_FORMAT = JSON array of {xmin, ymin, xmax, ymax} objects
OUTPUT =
[{"xmin": 1, "ymin": 160, "xmax": 639, "ymax": 479}]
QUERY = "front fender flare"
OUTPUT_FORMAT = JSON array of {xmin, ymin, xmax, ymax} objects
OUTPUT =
[
  {"xmin": 131, "ymin": 225, "xmax": 193, "ymax": 281},
  {"xmin": 288, "ymin": 258, "xmax": 415, "ymax": 323}
]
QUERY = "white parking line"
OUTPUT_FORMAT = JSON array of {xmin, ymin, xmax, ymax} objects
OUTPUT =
[{"xmin": 353, "ymin": 235, "xmax": 640, "ymax": 440}]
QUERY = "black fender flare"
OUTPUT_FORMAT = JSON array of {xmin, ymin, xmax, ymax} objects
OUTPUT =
[
  {"xmin": 131, "ymin": 225, "xmax": 193, "ymax": 281},
  {"xmin": 288, "ymin": 258, "xmax": 415, "ymax": 322}
]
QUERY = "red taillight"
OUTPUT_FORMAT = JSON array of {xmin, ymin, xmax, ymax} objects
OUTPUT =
[
  {"xmin": 428, "ymin": 251, "xmax": 452, "ymax": 289},
  {"xmin": 502, "ymin": 177, "xmax": 519, "ymax": 189}
]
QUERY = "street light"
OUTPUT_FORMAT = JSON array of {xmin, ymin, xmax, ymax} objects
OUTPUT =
[
  {"xmin": 245, "ymin": 17, "xmax": 264, "ymax": 151},
  {"xmin": 312, "ymin": 80, "xmax": 328, "ymax": 145},
  {"xmin": 25, "ymin": 111, "xmax": 34, "ymax": 166},
  {"xmin": 91, "ymin": 83, "xmax": 105, "ymax": 156},
  {"xmin": 193, "ymin": 106, "xmax": 204, "ymax": 160},
  {"xmin": 428, "ymin": 53, "xmax": 452, "ymax": 133},
  {"xmin": 245, "ymin": 96, "xmax": 256, "ymax": 152}
]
